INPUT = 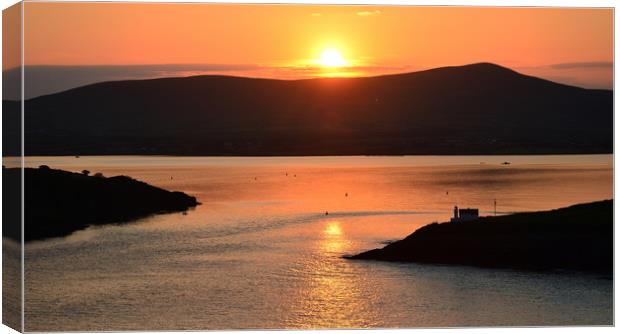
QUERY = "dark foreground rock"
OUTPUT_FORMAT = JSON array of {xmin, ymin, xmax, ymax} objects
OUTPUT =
[
  {"xmin": 347, "ymin": 200, "xmax": 612, "ymax": 274},
  {"xmin": 3, "ymin": 166, "xmax": 199, "ymax": 242}
]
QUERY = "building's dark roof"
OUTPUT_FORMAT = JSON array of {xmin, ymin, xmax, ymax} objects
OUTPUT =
[{"xmin": 459, "ymin": 208, "xmax": 479, "ymax": 215}]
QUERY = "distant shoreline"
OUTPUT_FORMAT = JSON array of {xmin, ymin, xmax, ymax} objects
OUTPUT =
[{"xmin": 3, "ymin": 152, "xmax": 613, "ymax": 158}]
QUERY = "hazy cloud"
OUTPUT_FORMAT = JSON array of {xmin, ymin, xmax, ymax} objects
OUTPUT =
[
  {"xmin": 550, "ymin": 61, "xmax": 613, "ymax": 70},
  {"xmin": 514, "ymin": 61, "xmax": 613, "ymax": 90},
  {"xmin": 5, "ymin": 63, "xmax": 409, "ymax": 100},
  {"xmin": 357, "ymin": 10, "xmax": 381, "ymax": 16},
  {"xmin": 278, "ymin": 64, "xmax": 410, "ymax": 73},
  {"xmin": 3, "ymin": 64, "xmax": 262, "ymax": 100},
  {"xmin": 310, "ymin": 13, "xmax": 322, "ymax": 17}
]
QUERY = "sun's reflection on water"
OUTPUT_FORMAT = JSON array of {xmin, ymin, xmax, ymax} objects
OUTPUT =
[
  {"xmin": 284, "ymin": 219, "xmax": 380, "ymax": 328},
  {"xmin": 322, "ymin": 221, "xmax": 348, "ymax": 254},
  {"xmin": 324, "ymin": 220, "xmax": 342, "ymax": 236}
]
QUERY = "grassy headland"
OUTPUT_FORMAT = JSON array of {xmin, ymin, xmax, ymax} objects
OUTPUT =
[
  {"xmin": 347, "ymin": 200, "xmax": 613, "ymax": 274},
  {"xmin": 3, "ymin": 166, "xmax": 199, "ymax": 242}
]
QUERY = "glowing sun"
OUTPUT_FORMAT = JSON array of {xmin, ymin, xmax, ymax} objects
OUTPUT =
[{"xmin": 318, "ymin": 48, "xmax": 348, "ymax": 67}]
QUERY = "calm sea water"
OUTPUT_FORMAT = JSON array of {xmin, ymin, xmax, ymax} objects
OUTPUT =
[{"xmin": 15, "ymin": 155, "xmax": 613, "ymax": 330}]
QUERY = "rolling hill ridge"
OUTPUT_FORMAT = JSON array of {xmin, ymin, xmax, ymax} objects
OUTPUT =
[{"xmin": 2, "ymin": 63, "xmax": 613, "ymax": 156}]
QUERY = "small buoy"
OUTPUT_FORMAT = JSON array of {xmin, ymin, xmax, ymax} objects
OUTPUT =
[
  {"xmin": 325, "ymin": 211, "xmax": 329, "ymax": 215},
  {"xmin": 345, "ymin": 193, "xmax": 348, "ymax": 197}
]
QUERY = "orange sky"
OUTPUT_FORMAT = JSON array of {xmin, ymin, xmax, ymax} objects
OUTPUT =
[{"xmin": 11, "ymin": 3, "xmax": 615, "ymax": 88}]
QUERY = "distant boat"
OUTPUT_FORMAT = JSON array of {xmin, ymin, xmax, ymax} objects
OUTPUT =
[
  {"xmin": 75, "ymin": 155, "xmax": 80, "ymax": 158},
  {"xmin": 501, "ymin": 161, "xmax": 511, "ymax": 165}
]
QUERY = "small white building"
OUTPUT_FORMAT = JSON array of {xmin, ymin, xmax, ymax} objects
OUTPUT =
[{"xmin": 450, "ymin": 206, "xmax": 479, "ymax": 223}]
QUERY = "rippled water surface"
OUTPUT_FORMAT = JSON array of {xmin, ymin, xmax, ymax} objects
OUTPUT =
[{"xmin": 20, "ymin": 155, "xmax": 613, "ymax": 330}]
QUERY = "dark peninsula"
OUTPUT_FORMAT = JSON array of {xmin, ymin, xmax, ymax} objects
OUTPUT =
[
  {"xmin": 3, "ymin": 166, "xmax": 199, "ymax": 242},
  {"xmin": 347, "ymin": 200, "xmax": 613, "ymax": 274}
]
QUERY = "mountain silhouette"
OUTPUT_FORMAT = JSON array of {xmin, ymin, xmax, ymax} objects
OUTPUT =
[{"xmin": 3, "ymin": 63, "xmax": 612, "ymax": 156}]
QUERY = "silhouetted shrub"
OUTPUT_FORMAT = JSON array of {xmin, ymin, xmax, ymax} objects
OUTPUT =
[
  {"xmin": 93, "ymin": 172, "xmax": 104, "ymax": 178},
  {"xmin": 82, "ymin": 170, "xmax": 90, "ymax": 176},
  {"xmin": 39, "ymin": 165, "xmax": 50, "ymax": 170}
]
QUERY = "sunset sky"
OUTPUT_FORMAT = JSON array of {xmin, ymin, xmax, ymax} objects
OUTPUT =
[{"xmin": 3, "ymin": 2, "xmax": 614, "ymax": 98}]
